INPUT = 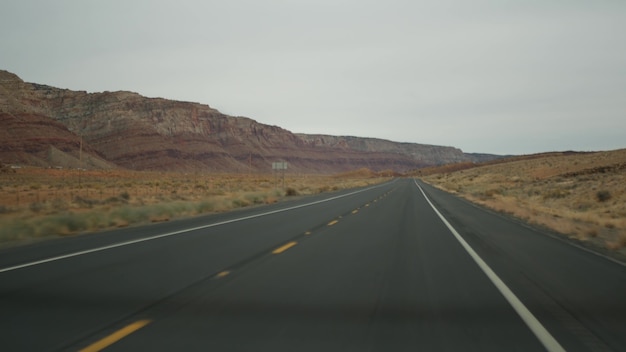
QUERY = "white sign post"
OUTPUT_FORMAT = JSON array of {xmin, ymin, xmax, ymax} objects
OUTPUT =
[{"xmin": 272, "ymin": 162, "xmax": 288, "ymax": 189}]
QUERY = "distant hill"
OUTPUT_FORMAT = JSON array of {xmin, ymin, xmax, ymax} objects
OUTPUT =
[{"xmin": 0, "ymin": 70, "xmax": 501, "ymax": 173}]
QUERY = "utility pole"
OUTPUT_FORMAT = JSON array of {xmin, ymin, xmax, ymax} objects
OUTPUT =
[{"xmin": 79, "ymin": 134, "xmax": 83, "ymax": 188}]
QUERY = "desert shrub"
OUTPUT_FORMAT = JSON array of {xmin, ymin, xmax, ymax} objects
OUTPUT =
[
  {"xmin": 112, "ymin": 206, "xmax": 150, "ymax": 224},
  {"xmin": 136, "ymin": 203, "xmax": 176, "ymax": 221},
  {"xmin": 244, "ymin": 193, "xmax": 267, "ymax": 205},
  {"xmin": 55, "ymin": 213, "xmax": 88, "ymax": 232},
  {"xmin": 0, "ymin": 220, "xmax": 34, "ymax": 241},
  {"xmin": 106, "ymin": 196, "xmax": 121, "ymax": 204},
  {"xmin": 232, "ymin": 199, "xmax": 251, "ymax": 208},
  {"xmin": 167, "ymin": 202, "xmax": 195, "ymax": 215},
  {"xmin": 285, "ymin": 187, "xmax": 298, "ymax": 196},
  {"xmin": 575, "ymin": 202, "xmax": 592, "ymax": 212},
  {"xmin": 207, "ymin": 189, "xmax": 225, "ymax": 196},
  {"xmin": 0, "ymin": 205, "xmax": 11, "ymax": 214},
  {"xmin": 542, "ymin": 189, "xmax": 569, "ymax": 200},
  {"xmin": 196, "ymin": 201, "xmax": 215, "ymax": 213},
  {"xmin": 596, "ymin": 190, "xmax": 612, "ymax": 202},
  {"xmin": 120, "ymin": 191, "xmax": 130, "ymax": 200},
  {"xmin": 82, "ymin": 212, "xmax": 111, "ymax": 229},
  {"xmin": 36, "ymin": 212, "xmax": 88, "ymax": 236},
  {"xmin": 51, "ymin": 198, "xmax": 69, "ymax": 211},
  {"xmin": 484, "ymin": 188, "xmax": 502, "ymax": 198},
  {"xmin": 526, "ymin": 189, "xmax": 541, "ymax": 197},
  {"xmin": 29, "ymin": 202, "xmax": 45, "ymax": 213},
  {"xmin": 74, "ymin": 196, "xmax": 99, "ymax": 208},
  {"xmin": 317, "ymin": 185, "xmax": 331, "ymax": 193}
]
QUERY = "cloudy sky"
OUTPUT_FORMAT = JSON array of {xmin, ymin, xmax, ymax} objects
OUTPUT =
[{"xmin": 2, "ymin": 1, "xmax": 625, "ymax": 154}]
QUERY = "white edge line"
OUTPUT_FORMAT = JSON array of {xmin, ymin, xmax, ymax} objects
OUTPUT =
[
  {"xmin": 0, "ymin": 181, "xmax": 393, "ymax": 274},
  {"xmin": 414, "ymin": 179, "xmax": 566, "ymax": 352},
  {"xmin": 421, "ymin": 180, "xmax": 626, "ymax": 268}
]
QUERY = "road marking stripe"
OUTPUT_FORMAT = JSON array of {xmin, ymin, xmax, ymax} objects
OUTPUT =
[
  {"xmin": 0, "ymin": 181, "xmax": 395, "ymax": 273},
  {"xmin": 352, "ymin": 209, "xmax": 359, "ymax": 214},
  {"xmin": 215, "ymin": 271, "xmax": 230, "ymax": 278},
  {"xmin": 79, "ymin": 319, "xmax": 151, "ymax": 352},
  {"xmin": 327, "ymin": 220, "xmax": 339, "ymax": 226},
  {"xmin": 305, "ymin": 231, "xmax": 312, "ymax": 235},
  {"xmin": 414, "ymin": 180, "xmax": 565, "ymax": 352},
  {"xmin": 272, "ymin": 241, "xmax": 297, "ymax": 254}
]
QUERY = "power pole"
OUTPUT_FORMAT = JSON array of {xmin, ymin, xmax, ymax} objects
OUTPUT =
[{"xmin": 79, "ymin": 134, "xmax": 83, "ymax": 188}]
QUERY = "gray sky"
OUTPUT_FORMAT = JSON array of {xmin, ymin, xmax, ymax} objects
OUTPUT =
[{"xmin": 2, "ymin": 0, "xmax": 625, "ymax": 154}]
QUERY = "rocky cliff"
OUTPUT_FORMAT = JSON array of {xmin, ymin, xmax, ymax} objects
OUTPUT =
[{"xmin": 0, "ymin": 70, "xmax": 499, "ymax": 173}]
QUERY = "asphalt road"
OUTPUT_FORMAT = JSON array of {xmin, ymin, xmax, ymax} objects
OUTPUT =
[{"xmin": 1, "ymin": 178, "xmax": 625, "ymax": 351}]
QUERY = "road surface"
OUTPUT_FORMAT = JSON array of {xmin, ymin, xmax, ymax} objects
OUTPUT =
[{"xmin": 1, "ymin": 178, "xmax": 625, "ymax": 351}]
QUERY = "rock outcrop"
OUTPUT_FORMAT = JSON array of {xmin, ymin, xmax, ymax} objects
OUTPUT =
[{"xmin": 0, "ymin": 70, "xmax": 500, "ymax": 172}]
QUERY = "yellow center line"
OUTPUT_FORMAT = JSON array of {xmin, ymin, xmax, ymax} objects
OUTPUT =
[
  {"xmin": 215, "ymin": 270, "xmax": 230, "ymax": 278},
  {"xmin": 79, "ymin": 320, "xmax": 151, "ymax": 352},
  {"xmin": 327, "ymin": 220, "xmax": 339, "ymax": 226},
  {"xmin": 272, "ymin": 241, "xmax": 297, "ymax": 254}
]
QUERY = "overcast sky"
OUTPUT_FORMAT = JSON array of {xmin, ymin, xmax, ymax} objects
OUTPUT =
[{"xmin": 2, "ymin": 1, "xmax": 625, "ymax": 154}]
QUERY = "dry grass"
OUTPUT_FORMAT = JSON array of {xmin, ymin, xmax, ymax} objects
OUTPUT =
[
  {"xmin": 422, "ymin": 149, "xmax": 626, "ymax": 255},
  {"xmin": 0, "ymin": 167, "xmax": 387, "ymax": 246}
]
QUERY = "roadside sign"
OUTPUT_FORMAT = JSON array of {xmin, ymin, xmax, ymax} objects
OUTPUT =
[
  {"xmin": 272, "ymin": 162, "xmax": 288, "ymax": 189},
  {"xmin": 272, "ymin": 162, "xmax": 288, "ymax": 170}
]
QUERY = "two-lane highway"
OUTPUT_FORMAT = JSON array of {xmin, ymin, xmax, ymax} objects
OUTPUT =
[{"xmin": 1, "ymin": 179, "xmax": 625, "ymax": 351}]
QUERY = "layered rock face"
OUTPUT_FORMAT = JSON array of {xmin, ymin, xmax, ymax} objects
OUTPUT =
[{"xmin": 0, "ymin": 70, "xmax": 498, "ymax": 173}]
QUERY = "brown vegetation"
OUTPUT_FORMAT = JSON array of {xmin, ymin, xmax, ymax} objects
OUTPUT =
[
  {"xmin": 422, "ymin": 149, "xmax": 626, "ymax": 256},
  {"xmin": 0, "ymin": 167, "xmax": 387, "ymax": 246}
]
